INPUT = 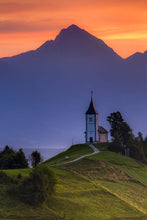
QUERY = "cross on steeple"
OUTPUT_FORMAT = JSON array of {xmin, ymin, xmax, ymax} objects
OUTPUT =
[{"xmin": 91, "ymin": 90, "xmax": 93, "ymax": 99}]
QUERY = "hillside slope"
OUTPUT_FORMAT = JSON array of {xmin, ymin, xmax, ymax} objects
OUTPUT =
[
  {"xmin": 1, "ymin": 144, "xmax": 147, "ymax": 220},
  {"xmin": 44, "ymin": 144, "xmax": 93, "ymax": 166}
]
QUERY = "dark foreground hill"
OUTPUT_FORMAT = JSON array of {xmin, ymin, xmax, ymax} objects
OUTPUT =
[
  {"xmin": 1, "ymin": 144, "xmax": 147, "ymax": 220},
  {"xmin": 0, "ymin": 25, "xmax": 147, "ymax": 148}
]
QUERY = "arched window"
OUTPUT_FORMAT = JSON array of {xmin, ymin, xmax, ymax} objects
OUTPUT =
[{"xmin": 89, "ymin": 117, "xmax": 92, "ymax": 122}]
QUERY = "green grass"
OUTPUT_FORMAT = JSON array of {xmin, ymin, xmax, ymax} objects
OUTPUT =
[
  {"xmin": 0, "ymin": 144, "xmax": 147, "ymax": 220},
  {"xmin": 95, "ymin": 181, "xmax": 147, "ymax": 214},
  {"xmin": 90, "ymin": 151, "xmax": 147, "ymax": 185},
  {"xmin": 59, "ymin": 151, "xmax": 147, "ymax": 217},
  {"xmin": 44, "ymin": 144, "xmax": 93, "ymax": 166},
  {"xmin": 52, "ymin": 149, "xmax": 147, "ymax": 219},
  {"xmin": 47, "ymin": 166, "xmax": 144, "ymax": 220},
  {"xmin": 4, "ymin": 168, "xmax": 31, "ymax": 177},
  {"xmin": 0, "ymin": 182, "xmax": 64, "ymax": 220}
]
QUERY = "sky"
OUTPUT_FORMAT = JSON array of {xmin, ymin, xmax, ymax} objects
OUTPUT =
[{"xmin": 0, "ymin": 0, "xmax": 147, "ymax": 58}]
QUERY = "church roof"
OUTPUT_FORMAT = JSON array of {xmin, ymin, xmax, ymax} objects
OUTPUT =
[
  {"xmin": 86, "ymin": 98, "xmax": 98, "ymax": 114},
  {"xmin": 98, "ymin": 126, "xmax": 108, "ymax": 134}
]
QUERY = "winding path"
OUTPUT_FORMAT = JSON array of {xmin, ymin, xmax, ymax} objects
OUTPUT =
[{"xmin": 48, "ymin": 144, "xmax": 100, "ymax": 167}]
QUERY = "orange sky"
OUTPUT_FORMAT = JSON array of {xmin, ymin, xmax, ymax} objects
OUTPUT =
[{"xmin": 0, "ymin": 0, "xmax": 147, "ymax": 58}]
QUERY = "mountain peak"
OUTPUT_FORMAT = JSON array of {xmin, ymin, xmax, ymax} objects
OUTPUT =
[
  {"xmin": 54, "ymin": 24, "xmax": 107, "ymax": 48},
  {"xmin": 55, "ymin": 24, "xmax": 86, "ymax": 42},
  {"xmin": 53, "ymin": 24, "xmax": 122, "ymax": 61},
  {"xmin": 126, "ymin": 50, "xmax": 147, "ymax": 61},
  {"xmin": 34, "ymin": 24, "xmax": 122, "ymax": 61},
  {"xmin": 66, "ymin": 24, "xmax": 82, "ymax": 31}
]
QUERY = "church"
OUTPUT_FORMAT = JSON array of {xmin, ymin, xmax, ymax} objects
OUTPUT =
[{"xmin": 85, "ymin": 96, "xmax": 108, "ymax": 143}]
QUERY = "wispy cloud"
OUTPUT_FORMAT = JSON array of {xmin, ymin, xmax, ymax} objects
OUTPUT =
[{"xmin": 0, "ymin": 20, "xmax": 60, "ymax": 33}]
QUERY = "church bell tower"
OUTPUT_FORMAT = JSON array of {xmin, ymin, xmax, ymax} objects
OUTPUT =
[{"xmin": 85, "ymin": 92, "xmax": 98, "ymax": 143}]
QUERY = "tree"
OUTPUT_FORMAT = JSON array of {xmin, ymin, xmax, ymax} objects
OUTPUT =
[
  {"xmin": 120, "ymin": 122, "xmax": 132, "ymax": 148},
  {"xmin": 15, "ymin": 148, "xmax": 28, "ymax": 168},
  {"xmin": 108, "ymin": 131, "xmax": 123, "ymax": 153},
  {"xmin": 137, "ymin": 132, "xmax": 143, "ymax": 142},
  {"xmin": 0, "ymin": 171, "xmax": 14, "ymax": 184},
  {"xmin": 143, "ymin": 136, "xmax": 147, "ymax": 158},
  {"xmin": 107, "ymin": 112, "xmax": 132, "ymax": 155},
  {"xmin": 107, "ymin": 112, "xmax": 147, "ymax": 162},
  {"xmin": 30, "ymin": 150, "xmax": 43, "ymax": 167},
  {"xmin": 0, "ymin": 146, "xmax": 28, "ymax": 169},
  {"xmin": 129, "ymin": 132, "xmax": 146, "ymax": 162},
  {"xmin": 107, "ymin": 111, "xmax": 124, "ymax": 138},
  {"xmin": 17, "ymin": 165, "xmax": 57, "ymax": 205}
]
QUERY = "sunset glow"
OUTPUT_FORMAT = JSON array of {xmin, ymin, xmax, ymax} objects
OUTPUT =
[{"xmin": 0, "ymin": 0, "xmax": 147, "ymax": 58}]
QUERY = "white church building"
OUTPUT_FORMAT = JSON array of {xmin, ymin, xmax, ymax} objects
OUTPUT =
[{"xmin": 85, "ymin": 96, "xmax": 108, "ymax": 143}]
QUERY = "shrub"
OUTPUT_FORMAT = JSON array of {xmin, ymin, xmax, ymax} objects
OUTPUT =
[
  {"xmin": 16, "ymin": 165, "xmax": 57, "ymax": 205},
  {"xmin": 108, "ymin": 142, "xmax": 123, "ymax": 153},
  {"xmin": 0, "ymin": 171, "xmax": 14, "ymax": 184}
]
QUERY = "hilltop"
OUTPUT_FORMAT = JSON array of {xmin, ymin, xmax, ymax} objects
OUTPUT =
[{"xmin": 1, "ymin": 144, "xmax": 147, "ymax": 220}]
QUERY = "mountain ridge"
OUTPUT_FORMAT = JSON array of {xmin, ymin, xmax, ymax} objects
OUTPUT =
[
  {"xmin": 1, "ymin": 24, "xmax": 146, "ymax": 60},
  {"xmin": 0, "ymin": 24, "xmax": 146, "ymax": 148}
]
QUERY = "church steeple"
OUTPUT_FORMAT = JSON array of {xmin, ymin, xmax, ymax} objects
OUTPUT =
[
  {"xmin": 86, "ymin": 91, "xmax": 98, "ymax": 114},
  {"xmin": 86, "ymin": 97, "xmax": 98, "ymax": 115},
  {"xmin": 85, "ymin": 92, "xmax": 98, "ymax": 143},
  {"xmin": 85, "ymin": 92, "xmax": 108, "ymax": 143}
]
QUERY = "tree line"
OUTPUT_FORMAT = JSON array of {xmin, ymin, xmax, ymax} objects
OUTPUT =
[
  {"xmin": 0, "ymin": 147, "xmax": 56, "ymax": 206},
  {"xmin": 107, "ymin": 111, "xmax": 147, "ymax": 163},
  {"xmin": 0, "ymin": 146, "xmax": 42, "ymax": 169}
]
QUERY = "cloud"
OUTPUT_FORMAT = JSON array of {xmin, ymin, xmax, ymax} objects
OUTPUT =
[
  {"xmin": 0, "ymin": 1, "xmax": 34, "ymax": 14},
  {"xmin": 0, "ymin": 19, "xmax": 67, "ymax": 33},
  {"xmin": 0, "ymin": 0, "xmax": 74, "ymax": 14},
  {"xmin": 1, "ymin": 0, "xmax": 146, "ymax": 15}
]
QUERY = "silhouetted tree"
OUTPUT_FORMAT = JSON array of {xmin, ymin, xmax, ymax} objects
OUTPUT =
[
  {"xmin": 107, "ymin": 111, "xmax": 124, "ymax": 137},
  {"xmin": 107, "ymin": 112, "xmax": 132, "ymax": 155},
  {"xmin": 107, "ymin": 112, "xmax": 147, "ymax": 162},
  {"xmin": 129, "ymin": 132, "xmax": 146, "ymax": 162},
  {"xmin": 108, "ymin": 131, "xmax": 123, "ymax": 153},
  {"xmin": 143, "ymin": 136, "xmax": 147, "ymax": 158},
  {"xmin": 0, "ymin": 146, "xmax": 28, "ymax": 169},
  {"xmin": 30, "ymin": 150, "xmax": 42, "ymax": 167},
  {"xmin": 15, "ymin": 148, "xmax": 28, "ymax": 168}
]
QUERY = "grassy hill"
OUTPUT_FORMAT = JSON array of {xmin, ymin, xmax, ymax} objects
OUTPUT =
[
  {"xmin": 1, "ymin": 144, "xmax": 147, "ymax": 220},
  {"xmin": 44, "ymin": 144, "xmax": 93, "ymax": 166}
]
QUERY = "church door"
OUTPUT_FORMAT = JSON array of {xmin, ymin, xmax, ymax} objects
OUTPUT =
[{"xmin": 90, "ymin": 137, "xmax": 93, "ymax": 143}]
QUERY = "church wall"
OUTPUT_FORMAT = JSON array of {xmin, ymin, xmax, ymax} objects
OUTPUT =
[
  {"xmin": 99, "ymin": 133, "xmax": 108, "ymax": 143},
  {"xmin": 95, "ymin": 114, "xmax": 98, "ymax": 141}
]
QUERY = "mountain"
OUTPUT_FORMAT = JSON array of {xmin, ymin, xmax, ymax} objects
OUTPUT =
[
  {"xmin": 126, "ymin": 50, "xmax": 147, "ymax": 62},
  {"xmin": 125, "ymin": 51, "xmax": 147, "ymax": 74},
  {"xmin": 37, "ymin": 24, "xmax": 122, "ymax": 62},
  {"xmin": 0, "ymin": 24, "xmax": 147, "ymax": 148}
]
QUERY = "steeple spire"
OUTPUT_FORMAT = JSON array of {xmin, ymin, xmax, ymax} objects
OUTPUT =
[
  {"xmin": 91, "ymin": 90, "xmax": 93, "ymax": 99},
  {"xmin": 85, "ymin": 92, "xmax": 98, "ymax": 114}
]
